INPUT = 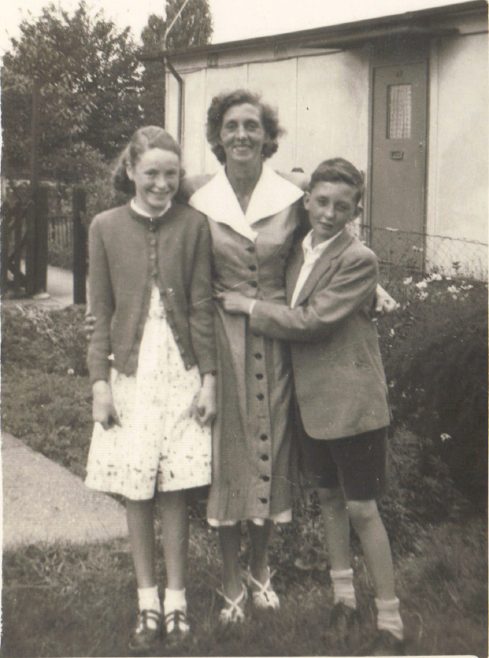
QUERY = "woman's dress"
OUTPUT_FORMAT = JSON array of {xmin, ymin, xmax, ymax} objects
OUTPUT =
[{"xmin": 190, "ymin": 165, "xmax": 303, "ymax": 523}]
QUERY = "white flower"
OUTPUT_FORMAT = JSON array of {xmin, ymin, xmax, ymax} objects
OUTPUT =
[
  {"xmin": 403, "ymin": 276, "xmax": 413, "ymax": 285},
  {"xmin": 428, "ymin": 272, "xmax": 442, "ymax": 281},
  {"xmin": 67, "ymin": 368, "xmax": 75, "ymax": 375},
  {"xmin": 461, "ymin": 284, "xmax": 473, "ymax": 290},
  {"xmin": 389, "ymin": 328, "xmax": 395, "ymax": 337},
  {"xmin": 418, "ymin": 291, "xmax": 429, "ymax": 301},
  {"xmin": 447, "ymin": 285, "xmax": 459, "ymax": 294},
  {"xmin": 415, "ymin": 280, "xmax": 428, "ymax": 289},
  {"xmin": 440, "ymin": 433, "xmax": 452, "ymax": 442}
]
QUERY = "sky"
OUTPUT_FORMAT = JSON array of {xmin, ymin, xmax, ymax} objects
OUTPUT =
[{"xmin": 1, "ymin": 0, "xmax": 467, "ymax": 54}]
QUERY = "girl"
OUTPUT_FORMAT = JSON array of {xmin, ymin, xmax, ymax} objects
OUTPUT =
[{"xmin": 85, "ymin": 126, "xmax": 216, "ymax": 654}]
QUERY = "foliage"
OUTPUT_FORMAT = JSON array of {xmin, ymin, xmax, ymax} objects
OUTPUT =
[
  {"xmin": 1, "ymin": 1, "xmax": 143, "ymax": 182},
  {"xmin": 140, "ymin": 0, "xmax": 213, "ymax": 125},
  {"xmin": 376, "ymin": 273, "xmax": 488, "ymax": 504}
]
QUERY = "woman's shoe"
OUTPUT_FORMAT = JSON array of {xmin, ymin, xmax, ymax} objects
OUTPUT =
[
  {"xmin": 217, "ymin": 585, "xmax": 248, "ymax": 624},
  {"xmin": 246, "ymin": 567, "xmax": 280, "ymax": 609},
  {"xmin": 128, "ymin": 609, "xmax": 162, "ymax": 655}
]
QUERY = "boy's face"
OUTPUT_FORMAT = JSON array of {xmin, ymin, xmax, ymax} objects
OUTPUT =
[{"xmin": 304, "ymin": 181, "xmax": 359, "ymax": 244}]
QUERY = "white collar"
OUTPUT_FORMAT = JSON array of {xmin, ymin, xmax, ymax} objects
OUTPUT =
[
  {"xmin": 189, "ymin": 164, "xmax": 303, "ymax": 241},
  {"xmin": 131, "ymin": 198, "xmax": 171, "ymax": 218},
  {"xmin": 302, "ymin": 228, "xmax": 345, "ymax": 259}
]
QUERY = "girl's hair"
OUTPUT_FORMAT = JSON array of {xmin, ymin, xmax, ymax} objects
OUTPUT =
[
  {"xmin": 309, "ymin": 158, "xmax": 365, "ymax": 204},
  {"xmin": 206, "ymin": 89, "xmax": 284, "ymax": 164},
  {"xmin": 112, "ymin": 126, "xmax": 182, "ymax": 194}
]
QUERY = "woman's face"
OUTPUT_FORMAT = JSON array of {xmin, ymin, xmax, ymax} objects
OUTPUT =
[
  {"xmin": 219, "ymin": 103, "xmax": 269, "ymax": 167},
  {"xmin": 127, "ymin": 148, "xmax": 180, "ymax": 215}
]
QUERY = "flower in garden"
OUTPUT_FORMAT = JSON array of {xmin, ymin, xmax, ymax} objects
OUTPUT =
[
  {"xmin": 403, "ymin": 276, "xmax": 413, "ymax": 285},
  {"xmin": 447, "ymin": 285, "xmax": 459, "ymax": 294},
  {"xmin": 416, "ymin": 280, "xmax": 428, "ymax": 289},
  {"xmin": 440, "ymin": 433, "xmax": 452, "ymax": 442},
  {"xmin": 389, "ymin": 328, "xmax": 395, "ymax": 337},
  {"xmin": 67, "ymin": 368, "xmax": 74, "ymax": 375},
  {"xmin": 418, "ymin": 291, "xmax": 429, "ymax": 301},
  {"xmin": 428, "ymin": 272, "xmax": 442, "ymax": 281},
  {"xmin": 461, "ymin": 284, "xmax": 473, "ymax": 290}
]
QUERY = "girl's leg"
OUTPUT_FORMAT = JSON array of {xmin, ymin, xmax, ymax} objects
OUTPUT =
[
  {"xmin": 158, "ymin": 490, "xmax": 189, "ymax": 590},
  {"xmin": 247, "ymin": 519, "xmax": 273, "ymax": 583},
  {"xmin": 219, "ymin": 525, "xmax": 243, "ymax": 599},
  {"xmin": 126, "ymin": 499, "xmax": 156, "ymax": 587}
]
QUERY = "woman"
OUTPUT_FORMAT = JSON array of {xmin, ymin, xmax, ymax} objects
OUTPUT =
[{"xmin": 188, "ymin": 90, "xmax": 309, "ymax": 622}]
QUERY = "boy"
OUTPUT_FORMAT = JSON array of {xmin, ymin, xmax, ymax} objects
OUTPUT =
[{"xmin": 220, "ymin": 158, "xmax": 405, "ymax": 656}]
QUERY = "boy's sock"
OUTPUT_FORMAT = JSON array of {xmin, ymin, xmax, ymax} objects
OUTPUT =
[
  {"xmin": 330, "ymin": 568, "xmax": 357, "ymax": 609},
  {"xmin": 164, "ymin": 588, "xmax": 189, "ymax": 632},
  {"xmin": 137, "ymin": 585, "xmax": 161, "ymax": 630},
  {"xmin": 375, "ymin": 597, "xmax": 404, "ymax": 640}
]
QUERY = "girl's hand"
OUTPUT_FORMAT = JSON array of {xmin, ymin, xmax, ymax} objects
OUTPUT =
[
  {"xmin": 374, "ymin": 284, "xmax": 399, "ymax": 314},
  {"xmin": 218, "ymin": 291, "xmax": 254, "ymax": 315},
  {"xmin": 92, "ymin": 380, "xmax": 121, "ymax": 430},
  {"xmin": 85, "ymin": 312, "xmax": 96, "ymax": 340},
  {"xmin": 193, "ymin": 373, "xmax": 216, "ymax": 426}
]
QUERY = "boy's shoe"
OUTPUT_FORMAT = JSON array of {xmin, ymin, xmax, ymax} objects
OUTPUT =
[
  {"xmin": 356, "ymin": 629, "xmax": 406, "ymax": 656},
  {"xmin": 246, "ymin": 568, "xmax": 280, "ymax": 609},
  {"xmin": 128, "ymin": 609, "xmax": 162, "ymax": 655},
  {"xmin": 164, "ymin": 609, "xmax": 190, "ymax": 644},
  {"xmin": 329, "ymin": 602, "xmax": 360, "ymax": 651},
  {"xmin": 218, "ymin": 584, "xmax": 248, "ymax": 624}
]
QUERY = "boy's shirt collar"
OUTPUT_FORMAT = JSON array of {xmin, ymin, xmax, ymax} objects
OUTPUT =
[{"xmin": 302, "ymin": 228, "xmax": 345, "ymax": 262}]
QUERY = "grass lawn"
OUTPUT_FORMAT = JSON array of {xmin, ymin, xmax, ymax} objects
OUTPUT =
[{"xmin": 1, "ymin": 302, "xmax": 487, "ymax": 657}]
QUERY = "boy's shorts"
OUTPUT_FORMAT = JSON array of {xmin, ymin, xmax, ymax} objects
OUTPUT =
[{"xmin": 300, "ymin": 427, "xmax": 388, "ymax": 500}]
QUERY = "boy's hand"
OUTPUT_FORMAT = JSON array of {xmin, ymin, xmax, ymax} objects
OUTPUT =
[
  {"xmin": 92, "ymin": 380, "xmax": 121, "ymax": 430},
  {"xmin": 218, "ymin": 291, "xmax": 254, "ymax": 315},
  {"xmin": 374, "ymin": 284, "xmax": 399, "ymax": 314},
  {"xmin": 85, "ymin": 313, "xmax": 96, "ymax": 340},
  {"xmin": 193, "ymin": 373, "xmax": 216, "ymax": 426}
]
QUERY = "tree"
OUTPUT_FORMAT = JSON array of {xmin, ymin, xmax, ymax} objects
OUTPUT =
[
  {"xmin": 1, "ymin": 1, "xmax": 143, "ymax": 182},
  {"xmin": 140, "ymin": 0, "xmax": 213, "ymax": 126}
]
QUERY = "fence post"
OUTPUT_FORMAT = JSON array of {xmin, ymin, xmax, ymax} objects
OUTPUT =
[
  {"xmin": 73, "ymin": 186, "xmax": 87, "ymax": 305},
  {"xmin": 33, "ymin": 185, "xmax": 49, "ymax": 294}
]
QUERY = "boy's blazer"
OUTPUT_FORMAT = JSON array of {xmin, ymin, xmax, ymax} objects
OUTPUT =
[{"xmin": 249, "ymin": 229, "xmax": 390, "ymax": 440}]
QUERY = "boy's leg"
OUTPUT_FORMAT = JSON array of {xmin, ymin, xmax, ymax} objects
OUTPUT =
[{"xmin": 316, "ymin": 487, "xmax": 350, "ymax": 572}]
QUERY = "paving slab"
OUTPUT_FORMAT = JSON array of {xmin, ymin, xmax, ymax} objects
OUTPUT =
[{"xmin": 2, "ymin": 433, "xmax": 127, "ymax": 550}]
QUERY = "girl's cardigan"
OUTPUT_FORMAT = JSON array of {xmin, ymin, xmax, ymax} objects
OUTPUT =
[{"xmin": 87, "ymin": 202, "xmax": 216, "ymax": 384}]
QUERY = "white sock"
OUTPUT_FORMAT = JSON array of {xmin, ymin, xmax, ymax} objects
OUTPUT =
[
  {"xmin": 137, "ymin": 586, "xmax": 161, "ymax": 630},
  {"xmin": 164, "ymin": 587, "xmax": 187, "ymax": 613},
  {"xmin": 330, "ymin": 568, "xmax": 357, "ymax": 609},
  {"xmin": 375, "ymin": 597, "xmax": 404, "ymax": 640}
]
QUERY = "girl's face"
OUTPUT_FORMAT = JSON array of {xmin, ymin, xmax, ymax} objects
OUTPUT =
[
  {"xmin": 127, "ymin": 148, "xmax": 180, "ymax": 215},
  {"xmin": 219, "ymin": 103, "xmax": 269, "ymax": 168}
]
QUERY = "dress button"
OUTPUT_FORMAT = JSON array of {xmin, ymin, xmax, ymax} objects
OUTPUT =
[
  {"xmin": 249, "ymin": 265, "xmax": 257, "ymax": 271},
  {"xmin": 256, "ymin": 373, "xmax": 263, "ymax": 380},
  {"xmin": 257, "ymin": 393, "xmax": 264, "ymax": 401},
  {"xmin": 261, "ymin": 475, "xmax": 270, "ymax": 482},
  {"xmin": 261, "ymin": 454, "xmax": 269, "ymax": 461},
  {"xmin": 246, "ymin": 245, "xmax": 255, "ymax": 253},
  {"xmin": 260, "ymin": 433, "xmax": 268, "ymax": 440},
  {"xmin": 250, "ymin": 281, "xmax": 258, "ymax": 288},
  {"xmin": 254, "ymin": 353, "xmax": 263, "ymax": 360},
  {"xmin": 259, "ymin": 497, "xmax": 268, "ymax": 504}
]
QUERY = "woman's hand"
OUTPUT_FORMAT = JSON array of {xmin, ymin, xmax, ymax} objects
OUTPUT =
[
  {"xmin": 85, "ymin": 312, "xmax": 96, "ymax": 340},
  {"xmin": 218, "ymin": 291, "xmax": 254, "ymax": 315},
  {"xmin": 374, "ymin": 284, "xmax": 399, "ymax": 314},
  {"xmin": 92, "ymin": 380, "xmax": 121, "ymax": 430},
  {"xmin": 193, "ymin": 373, "xmax": 217, "ymax": 426}
]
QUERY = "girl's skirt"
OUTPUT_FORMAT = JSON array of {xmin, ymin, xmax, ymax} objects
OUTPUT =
[{"xmin": 85, "ymin": 286, "xmax": 212, "ymax": 500}]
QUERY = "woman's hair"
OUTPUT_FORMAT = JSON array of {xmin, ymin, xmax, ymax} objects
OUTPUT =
[
  {"xmin": 206, "ymin": 89, "xmax": 284, "ymax": 164},
  {"xmin": 112, "ymin": 126, "xmax": 182, "ymax": 194},
  {"xmin": 309, "ymin": 158, "xmax": 365, "ymax": 204}
]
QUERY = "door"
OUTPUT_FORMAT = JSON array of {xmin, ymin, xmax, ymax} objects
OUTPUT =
[{"xmin": 369, "ymin": 60, "xmax": 428, "ymax": 271}]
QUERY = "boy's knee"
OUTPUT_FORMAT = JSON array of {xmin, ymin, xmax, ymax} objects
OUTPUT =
[
  {"xmin": 316, "ymin": 486, "xmax": 345, "ymax": 510},
  {"xmin": 346, "ymin": 499, "xmax": 379, "ymax": 529}
]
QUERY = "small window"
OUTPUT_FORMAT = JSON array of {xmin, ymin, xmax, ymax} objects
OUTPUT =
[{"xmin": 387, "ymin": 84, "xmax": 412, "ymax": 139}]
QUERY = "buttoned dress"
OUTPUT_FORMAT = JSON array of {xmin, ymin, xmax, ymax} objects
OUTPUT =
[
  {"xmin": 85, "ymin": 201, "xmax": 213, "ymax": 500},
  {"xmin": 190, "ymin": 166, "xmax": 303, "ymax": 524}
]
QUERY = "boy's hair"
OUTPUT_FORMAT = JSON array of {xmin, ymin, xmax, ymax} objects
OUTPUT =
[
  {"xmin": 309, "ymin": 158, "xmax": 364, "ymax": 204},
  {"xmin": 112, "ymin": 126, "xmax": 182, "ymax": 194}
]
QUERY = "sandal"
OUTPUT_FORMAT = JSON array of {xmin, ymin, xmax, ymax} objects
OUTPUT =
[
  {"xmin": 164, "ymin": 608, "xmax": 190, "ymax": 642},
  {"xmin": 128, "ymin": 609, "xmax": 162, "ymax": 655},
  {"xmin": 217, "ymin": 585, "xmax": 248, "ymax": 624},
  {"xmin": 246, "ymin": 567, "xmax": 280, "ymax": 610}
]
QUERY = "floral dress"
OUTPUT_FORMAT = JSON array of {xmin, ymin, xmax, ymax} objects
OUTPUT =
[{"xmin": 85, "ymin": 286, "xmax": 211, "ymax": 500}]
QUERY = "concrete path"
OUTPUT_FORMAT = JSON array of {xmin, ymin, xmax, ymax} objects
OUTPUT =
[
  {"xmin": 2, "ymin": 433, "xmax": 127, "ymax": 550},
  {"xmin": 3, "ymin": 265, "xmax": 81, "ymax": 309}
]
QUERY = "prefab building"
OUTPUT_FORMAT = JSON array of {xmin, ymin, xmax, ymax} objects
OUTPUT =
[{"xmin": 160, "ymin": 1, "xmax": 488, "ymax": 277}]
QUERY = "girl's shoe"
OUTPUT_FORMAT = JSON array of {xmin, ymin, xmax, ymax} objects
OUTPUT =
[
  {"xmin": 128, "ymin": 609, "xmax": 162, "ymax": 655},
  {"xmin": 164, "ymin": 608, "xmax": 190, "ymax": 643},
  {"xmin": 246, "ymin": 568, "xmax": 280, "ymax": 609},
  {"xmin": 217, "ymin": 585, "xmax": 248, "ymax": 624}
]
